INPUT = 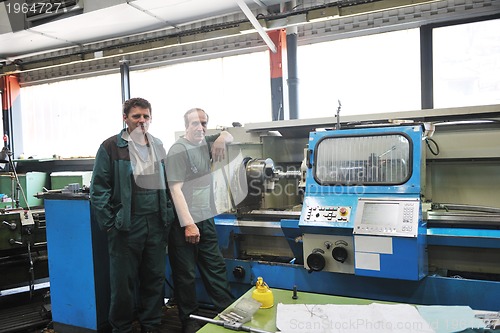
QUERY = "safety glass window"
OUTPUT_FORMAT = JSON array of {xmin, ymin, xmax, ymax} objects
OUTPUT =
[{"xmin": 314, "ymin": 134, "xmax": 411, "ymax": 185}]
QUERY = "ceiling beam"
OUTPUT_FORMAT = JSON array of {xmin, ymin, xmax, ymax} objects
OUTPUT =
[
  {"xmin": 126, "ymin": 1, "xmax": 178, "ymax": 29},
  {"xmin": 234, "ymin": 0, "xmax": 277, "ymax": 53}
]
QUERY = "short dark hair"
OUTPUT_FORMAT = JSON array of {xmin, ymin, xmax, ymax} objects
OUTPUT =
[
  {"xmin": 184, "ymin": 108, "xmax": 209, "ymax": 128},
  {"xmin": 123, "ymin": 97, "xmax": 152, "ymax": 116}
]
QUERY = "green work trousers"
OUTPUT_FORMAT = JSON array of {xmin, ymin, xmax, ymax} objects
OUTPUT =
[
  {"xmin": 108, "ymin": 212, "xmax": 167, "ymax": 333},
  {"xmin": 168, "ymin": 218, "xmax": 235, "ymax": 323}
]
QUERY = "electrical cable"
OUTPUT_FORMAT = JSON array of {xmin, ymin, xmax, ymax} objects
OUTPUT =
[{"xmin": 425, "ymin": 137, "xmax": 439, "ymax": 156}]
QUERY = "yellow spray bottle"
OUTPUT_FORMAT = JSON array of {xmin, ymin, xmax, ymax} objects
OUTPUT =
[{"xmin": 252, "ymin": 276, "xmax": 274, "ymax": 309}]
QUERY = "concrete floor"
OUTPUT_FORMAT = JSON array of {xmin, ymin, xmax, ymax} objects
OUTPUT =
[{"xmin": 38, "ymin": 304, "xmax": 216, "ymax": 333}]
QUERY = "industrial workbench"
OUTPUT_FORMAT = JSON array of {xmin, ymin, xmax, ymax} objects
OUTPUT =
[
  {"xmin": 196, "ymin": 286, "xmax": 495, "ymax": 333},
  {"xmin": 197, "ymin": 287, "xmax": 389, "ymax": 333}
]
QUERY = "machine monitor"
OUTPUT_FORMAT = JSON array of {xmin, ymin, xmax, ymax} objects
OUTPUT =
[
  {"xmin": 354, "ymin": 198, "xmax": 420, "ymax": 237},
  {"xmin": 361, "ymin": 202, "xmax": 399, "ymax": 227}
]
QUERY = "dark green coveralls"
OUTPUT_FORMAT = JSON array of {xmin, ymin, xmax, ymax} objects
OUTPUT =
[
  {"xmin": 90, "ymin": 129, "xmax": 175, "ymax": 333},
  {"xmin": 166, "ymin": 135, "xmax": 235, "ymax": 324}
]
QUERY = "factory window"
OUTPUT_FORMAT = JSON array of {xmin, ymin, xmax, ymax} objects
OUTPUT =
[
  {"xmin": 19, "ymin": 73, "xmax": 121, "ymax": 159},
  {"xmin": 433, "ymin": 18, "xmax": 500, "ymax": 108},
  {"xmin": 130, "ymin": 51, "xmax": 272, "ymax": 148},
  {"xmin": 298, "ymin": 29, "xmax": 421, "ymax": 118},
  {"xmin": 314, "ymin": 134, "xmax": 411, "ymax": 185},
  {"xmin": 18, "ymin": 52, "xmax": 270, "ymax": 159}
]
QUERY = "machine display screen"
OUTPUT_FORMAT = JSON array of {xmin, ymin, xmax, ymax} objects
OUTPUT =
[
  {"xmin": 360, "ymin": 202, "xmax": 399, "ymax": 226},
  {"xmin": 354, "ymin": 198, "xmax": 419, "ymax": 237}
]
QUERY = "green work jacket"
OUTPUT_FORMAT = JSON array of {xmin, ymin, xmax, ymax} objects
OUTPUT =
[{"xmin": 90, "ymin": 129, "xmax": 174, "ymax": 232}]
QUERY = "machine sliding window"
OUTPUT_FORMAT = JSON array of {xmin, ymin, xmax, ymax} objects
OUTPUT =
[{"xmin": 314, "ymin": 133, "xmax": 412, "ymax": 186}]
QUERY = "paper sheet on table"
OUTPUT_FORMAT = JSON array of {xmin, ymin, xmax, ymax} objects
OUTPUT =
[
  {"xmin": 276, "ymin": 303, "xmax": 435, "ymax": 333},
  {"xmin": 416, "ymin": 305, "xmax": 485, "ymax": 333}
]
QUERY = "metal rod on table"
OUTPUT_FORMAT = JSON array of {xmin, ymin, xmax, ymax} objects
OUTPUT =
[{"xmin": 189, "ymin": 314, "xmax": 274, "ymax": 333}]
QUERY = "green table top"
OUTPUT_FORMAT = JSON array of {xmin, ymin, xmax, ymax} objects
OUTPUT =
[{"xmin": 198, "ymin": 288, "xmax": 388, "ymax": 333}]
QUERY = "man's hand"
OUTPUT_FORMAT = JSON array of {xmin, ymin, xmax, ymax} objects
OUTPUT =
[
  {"xmin": 211, "ymin": 131, "xmax": 234, "ymax": 162},
  {"xmin": 185, "ymin": 223, "xmax": 200, "ymax": 244},
  {"xmin": 211, "ymin": 139, "xmax": 227, "ymax": 162}
]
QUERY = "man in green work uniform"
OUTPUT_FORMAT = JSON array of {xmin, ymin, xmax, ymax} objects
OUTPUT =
[
  {"xmin": 90, "ymin": 97, "xmax": 174, "ymax": 333},
  {"xmin": 166, "ymin": 108, "xmax": 235, "ymax": 333}
]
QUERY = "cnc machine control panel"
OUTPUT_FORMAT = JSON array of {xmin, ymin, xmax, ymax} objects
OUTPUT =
[{"xmin": 303, "ymin": 205, "xmax": 351, "ymax": 223}]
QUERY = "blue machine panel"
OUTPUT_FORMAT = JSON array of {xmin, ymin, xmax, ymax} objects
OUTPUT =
[
  {"xmin": 44, "ymin": 196, "xmax": 110, "ymax": 333},
  {"xmin": 300, "ymin": 125, "xmax": 427, "ymax": 281}
]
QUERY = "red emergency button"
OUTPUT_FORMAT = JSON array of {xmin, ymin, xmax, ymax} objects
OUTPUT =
[{"xmin": 339, "ymin": 207, "xmax": 348, "ymax": 216}]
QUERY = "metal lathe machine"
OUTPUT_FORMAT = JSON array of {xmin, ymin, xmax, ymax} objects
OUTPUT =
[{"xmin": 183, "ymin": 104, "xmax": 500, "ymax": 312}]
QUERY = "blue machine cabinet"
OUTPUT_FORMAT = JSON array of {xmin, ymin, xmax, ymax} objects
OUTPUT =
[
  {"xmin": 299, "ymin": 125, "xmax": 427, "ymax": 281},
  {"xmin": 44, "ymin": 194, "xmax": 110, "ymax": 333}
]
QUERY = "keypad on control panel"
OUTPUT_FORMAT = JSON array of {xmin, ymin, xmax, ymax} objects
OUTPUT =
[{"xmin": 304, "ymin": 206, "xmax": 350, "ymax": 223}]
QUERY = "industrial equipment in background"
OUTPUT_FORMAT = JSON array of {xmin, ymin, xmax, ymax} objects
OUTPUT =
[
  {"xmin": 0, "ymin": 145, "xmax": 48, "ymax": 297},
  {"xmin": 0, "ymin": 148, "xmax": 94, "ymax": 332},
  {"xmin": 171, "ymin": 104, "xmax": 500, "ymax": 313},
  {"xmin": 0, "ymin": 145, "xmax": 51, "ymax": 333},
  {"xmin": 0, "ymin": 155, "xmax": 93, "ymax": 296}
]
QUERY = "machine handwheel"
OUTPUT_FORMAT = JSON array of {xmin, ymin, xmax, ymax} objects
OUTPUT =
[
  {"xmin": 306, "ymin": 252, "xmax": 326, "ymax": 272},
  {"xmin": 232, "ymin": 266, "xmax": 246, "ymax": 279},
  {"xmin": 332, "ymin": 246, "xmax": 348, "ymax": 263}
]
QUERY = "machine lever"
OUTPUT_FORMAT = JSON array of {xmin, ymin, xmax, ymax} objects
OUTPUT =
[
  {"xmin": 190, "ymin": 314, "xmax": 273, "ymax": 333},
  {"xmin": 2, "ymin": 220, "xmax": 17, "ymax": 230},
  {"xmin": 9, "ymin": 238, "xmax": 23, "ymax": 245}
]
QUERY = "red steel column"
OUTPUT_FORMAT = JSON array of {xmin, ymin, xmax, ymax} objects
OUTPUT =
[
  {"xmin": 268, "ymin": 29, "xmax": 286, "ymax": 121},
  {"xmin": 1, "ymin": 75, "xmax": 20, "ymax": 154}
]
